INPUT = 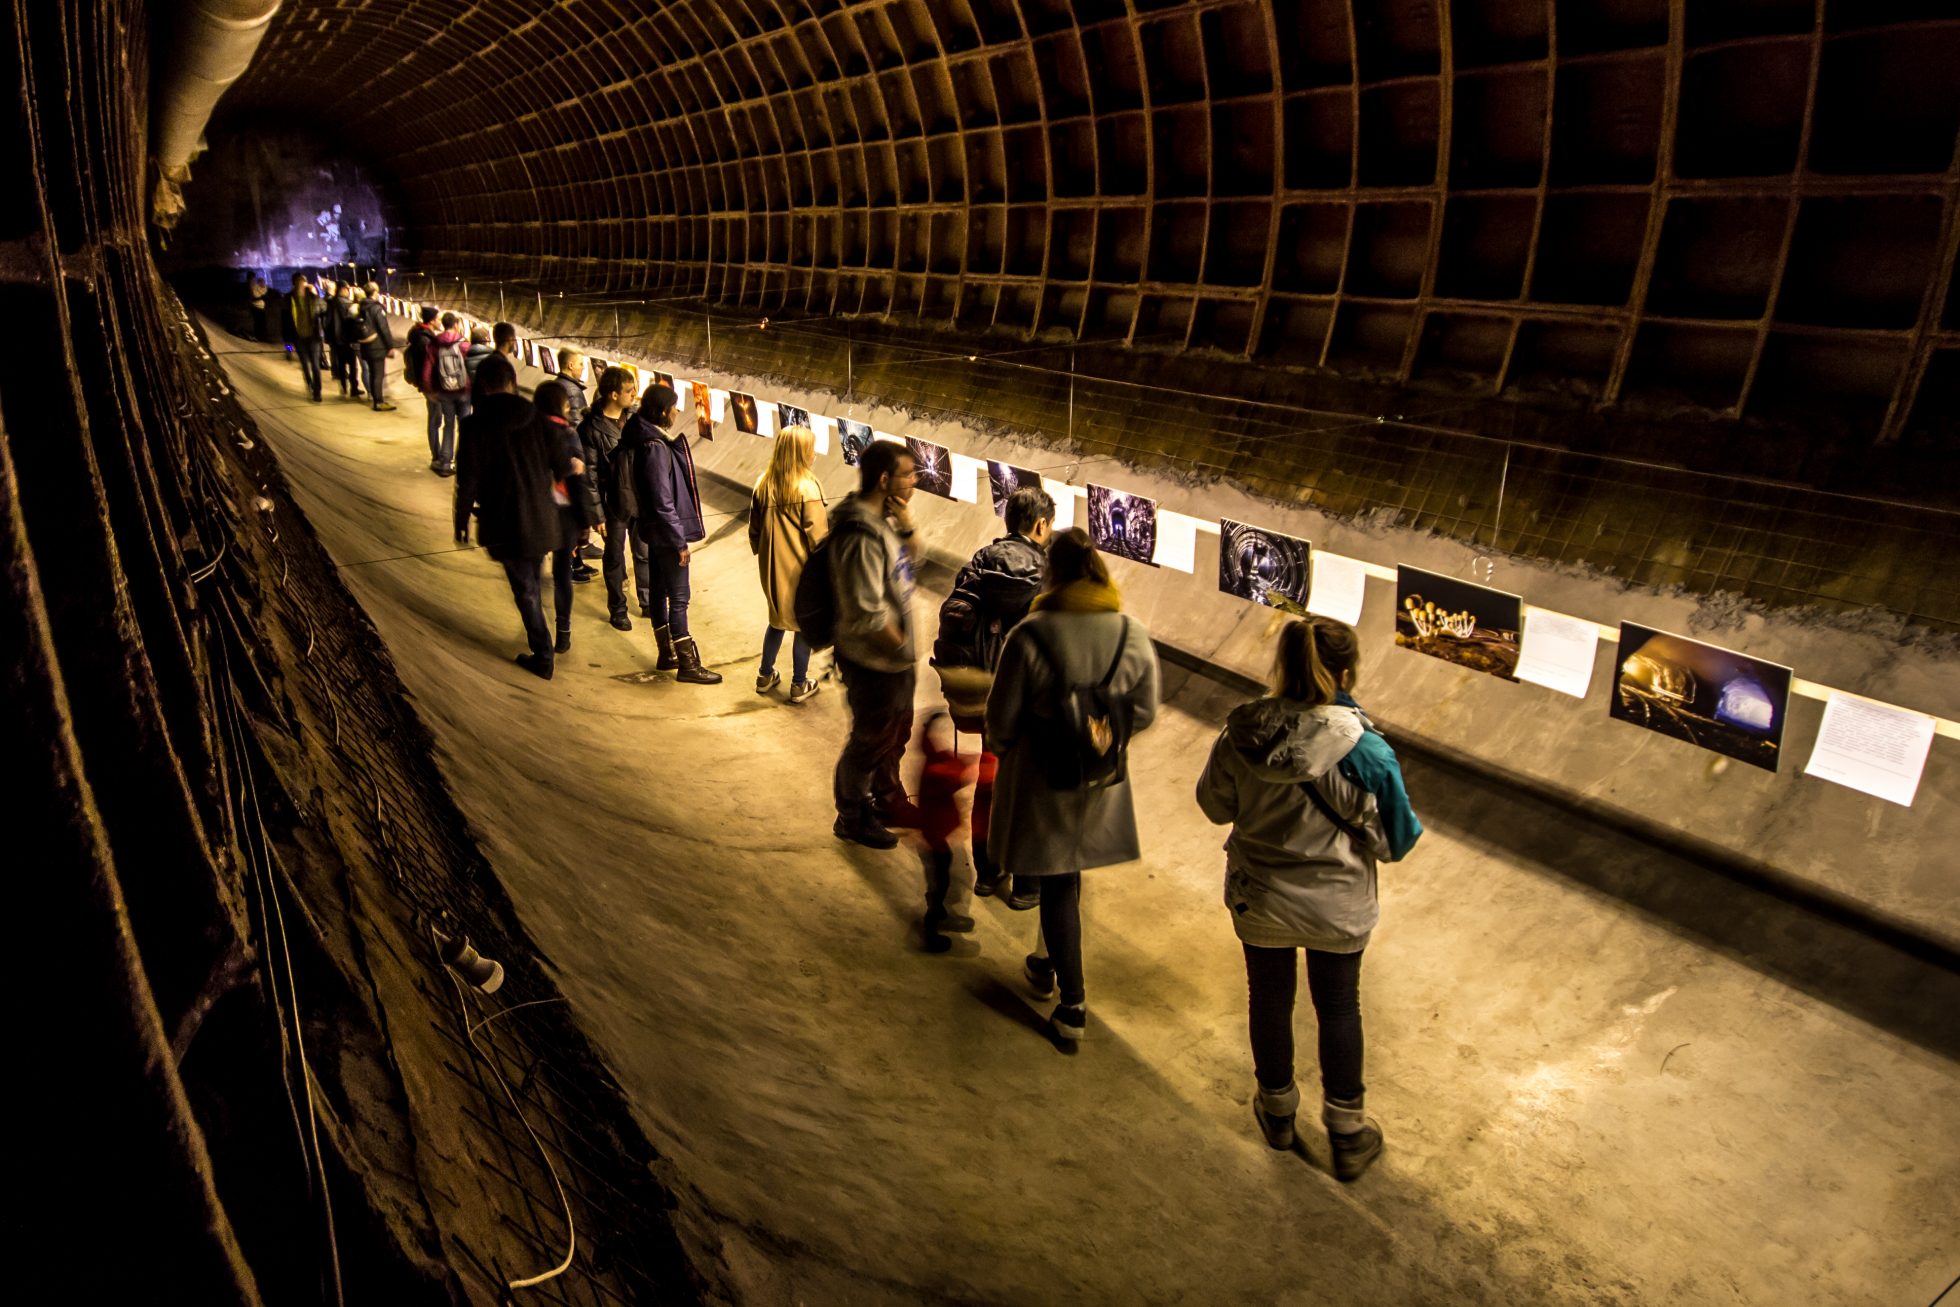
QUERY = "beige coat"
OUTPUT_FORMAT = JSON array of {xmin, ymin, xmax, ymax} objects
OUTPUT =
[{"xmin": 748, "ymin": 476, "xmax": 827, "ymax": 629}]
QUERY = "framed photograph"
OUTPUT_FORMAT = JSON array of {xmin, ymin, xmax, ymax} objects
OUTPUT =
[
  {"xmin": 906, "ymin": 436, "xmax": 954, "ymax": 498},
  {"xmin": 778, "ymin": 403, "xmax": 811, "ymax": 431},
  {"xmin": 730, "ymin": 391, "xmax": 760, "ymax": 435},
  {"xmin": 838, "ymin": 418, "xmax": 873, "ymax": 467},
  {"xmin": 1610, "ymin": 624, "xmax": 1791, "ymax": 771},
  {"xmin": 1087, "ymin": 484, "xmax": 1157, "ymax": 566},
  {"xmin": 1219, "ymin": 520, "xmax": 1312, "ymax": 614},
  {"xmin": 538, "ymin": 347, "xmax": 558, "ymax": 375},
  {"xmin": 1394, "ymin": 566, "xmax": 1523, "ymax": 680},
  {"xmin": 650, "ymin": 370, "xmax": 674, "ymax": 392},
  {"xmin": 988, "ymin": 462, "xmax": 1042, "ymax": 518}
]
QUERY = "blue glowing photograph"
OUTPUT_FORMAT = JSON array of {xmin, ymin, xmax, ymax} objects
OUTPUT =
[
  {"xmin": 1219, "ymin": 519, "xmax": 1312, "ymax": 614},
  {"xmin": 1610, "ymin": 624, "xmax": 1790, "ymax": 771},
  {"xmin": 838, "ymin": 419, "xmax": 873, "ymax": 466},
  {"xmin": 988, "ymin": 462, "xmax": 1042, "ymax": 517},
  {"xmin": 1087, "ymin": 483, "xmax": 1157, "ymax": 566}
]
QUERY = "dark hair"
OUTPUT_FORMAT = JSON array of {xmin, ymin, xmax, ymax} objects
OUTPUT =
[
  {"xmin": 290, "ymin": 272, "xmax": 309, "ymax": 289},
  {"xmin": 492, "ymin": 321, "xmax": 516, "ymax": 347},
  {"xmin": 419, "ymin": 305, "xmax": 439, "ymax": 323},
  {"xmin": 641, "ymin": 383, "xmax": 676, "ymax": 425},
  {"xmin": 533, "ymin": 380, "xmax": 569, "ymax": 421},
  {"xmin": 1005, "ymin": 486, "xmax": 1056, "ymax": 536},
  {"xmin": 473, "ymin": 353, "xmax": 517, "ymax": 394},
  {"xmin": 1043, "ymin": 527, "xmax": 1109, "ymax": 590},
  {"xmin": 857, "ymin": 439, "xmax": 911, "ymax": 494},
  {"xmin": 597, "ymin": 366, "xmax": 636, "ymax": 407},
  {"xmin": 440, "ymin": 311, "xmax": 458, "ymax": 329},
  {"xmin": 1273, "ymin": 617, "xmax": 1360, "ymax": 707}
]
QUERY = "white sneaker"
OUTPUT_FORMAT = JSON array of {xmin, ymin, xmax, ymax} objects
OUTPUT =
[
  {"xmin": 755, "ymin": 671, "xmax": 781, "ymax": 695},
  {"xmin": 788, "ymin": 679, "xmax": 821, "ymax": 705}
]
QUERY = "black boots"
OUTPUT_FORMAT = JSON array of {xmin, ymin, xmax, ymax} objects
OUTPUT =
[
  {"xmin": 1323, "ymin": 1096, "xmax": 1383, "ymax": 1182},
  {"xmin": 653, "ymin": 624, "xmax": 679, "ymax": 671},
  {"xmin": 673, "ymin": 635, "xmax": 722, "ymax": 684}
]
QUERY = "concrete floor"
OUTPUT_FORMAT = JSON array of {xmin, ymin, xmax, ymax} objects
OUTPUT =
[{"xmin": 214, "ymin": 327, "xmax": 1959, "ymax": 1306}]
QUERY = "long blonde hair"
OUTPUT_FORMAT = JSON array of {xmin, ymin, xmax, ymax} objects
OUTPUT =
[{"xmin": 756, "ymin": 424, "xmax": 818, "ymax": 509}]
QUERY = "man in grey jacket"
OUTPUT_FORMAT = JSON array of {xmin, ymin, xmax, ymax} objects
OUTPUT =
[{"xmin": 829, "ymin": 440, "xmax": 921, "ymax": 850}]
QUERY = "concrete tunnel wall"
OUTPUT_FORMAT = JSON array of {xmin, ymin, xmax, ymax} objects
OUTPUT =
[{"xmin": 465, "ymin": 313, "xmax": 1959, "ymax": 951}]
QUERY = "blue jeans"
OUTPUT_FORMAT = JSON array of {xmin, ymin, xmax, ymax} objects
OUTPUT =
[
  {"xmin": 648, "ymin": 543, "xmax": 691, "ymax": 637},
  {"xmin": 760, "ymin": 626, "xmax": 810, "ymax": 682}
]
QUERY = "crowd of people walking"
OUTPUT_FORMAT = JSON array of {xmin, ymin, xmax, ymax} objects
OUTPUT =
[{"xmin": 269, "ymin": 291, "xmax": 1424, "ymax": 1181}]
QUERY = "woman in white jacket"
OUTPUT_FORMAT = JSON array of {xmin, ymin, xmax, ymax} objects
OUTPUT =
[{"xmin": 1196, "ymin": 617, "xmax": 1421, "ymax": 1181}]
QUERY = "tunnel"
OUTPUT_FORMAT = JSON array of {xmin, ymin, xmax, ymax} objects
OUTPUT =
[{"xmin": 8, "ymin": 0, "xmax": 1959, "ymax": 1303}]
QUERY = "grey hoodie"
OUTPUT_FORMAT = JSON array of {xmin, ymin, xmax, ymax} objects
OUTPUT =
[{"xmin": 1196, "ymin": 698, "xmax": 1388, "ymax": 952}]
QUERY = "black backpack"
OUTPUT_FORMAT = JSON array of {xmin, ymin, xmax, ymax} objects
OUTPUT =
[
  {"xmin": 1024, "ymin": 618, "xmax": 1136, "ymax": 792},
  {"xmin": 793, "ymin": 516, "xmax": 877, "ymax": 651}
]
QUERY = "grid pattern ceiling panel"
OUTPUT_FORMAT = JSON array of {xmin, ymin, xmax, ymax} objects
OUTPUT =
[{"xmin": 230, "ymin": 1, "xmax": 1960, "ymax": 444}]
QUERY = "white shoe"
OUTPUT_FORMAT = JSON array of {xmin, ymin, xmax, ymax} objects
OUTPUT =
[
  {"xmin": 756, "ymin": 671, "xmax": 781, "ymax": 695},
  {"xmin": 788, "ymin": 679, "xmax": 821, "ymax": 705}
]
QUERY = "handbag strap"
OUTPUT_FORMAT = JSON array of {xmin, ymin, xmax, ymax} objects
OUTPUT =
[
  {"xmin": 1299, "ymin": 776, "xmax": 1370, "ymax": 847},
  {"xmin": 1096, "ymin": 617, "xmax": 1130, "ymax": 688}
]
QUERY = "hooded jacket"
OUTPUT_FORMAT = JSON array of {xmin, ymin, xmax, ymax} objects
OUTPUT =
[
  {"xmin": 423, "ymin": 328, "xmax": 467, "ymax": 392},
  {"xmin": 554, "ymin": 370, "xmax": 588, "ymax": 428},
  {"xmin": 828, "ymin": 493, "xmax": 915, "ymax": 675},
  {"xmin": 636, "ymin": 419, "xmax": 705, "ymax": 550},
  {"xmin": 577, "ymin": 408, "xmax": 623, "ymax": 524},
  {"xmin": 1196, "ymin": 694, "xmax": 1421, "ymax": 952},
  {"xmin": 464, "ymin": 341, "xmax": 495, "ymax": 383},
  {"xmin": 935, "ymin": 532, "xmax": 1045, "ymax": 672}
]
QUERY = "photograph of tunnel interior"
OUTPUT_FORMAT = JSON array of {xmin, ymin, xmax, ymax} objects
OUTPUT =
[{"xmin": 14, "ymin": 0, "xmax": 1960, "ymax": 1304}]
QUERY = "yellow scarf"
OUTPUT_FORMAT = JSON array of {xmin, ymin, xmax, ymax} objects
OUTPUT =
[{"xmin": 1031, "ymin": 578, "xmax": 1123, "ymax": 614}]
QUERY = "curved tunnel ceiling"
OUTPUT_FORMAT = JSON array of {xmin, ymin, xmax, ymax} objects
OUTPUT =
[{"xmin": 225, "ymin": 1, "xmax": 1960, "ymax": 447}]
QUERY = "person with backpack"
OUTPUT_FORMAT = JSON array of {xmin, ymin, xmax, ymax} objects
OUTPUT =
[
  {"xmin": 748, "ymin": 423, "xmax": 827, "ymax": 704},
  {"xmin": 453, "ymin": 356, "xmax": 581, "ymax": 680},
  {"xmin": 984, "ymin": 528, "xmax": 1159, "ymax": 1044},
  {"xmin": 404, "ymin": 305, "xmax": 439, "ymax": 398},
  {"xmin": 326, "ymin": 283, "xmax": 363, "ymax": 400},
  {"xmin": 1195, "ymin": 616, "xmax": 1421, "ymax": 1182},
  {"xmin": 422, "ymin": 311, "xmax": 470, "ymax": 475},
  {"xmin": 349, "ymin": 288, "xmax": 396, "ymax": 411},
  {"xmin": 932, "ymin": 484, "xmax": 1055, "ymax": 897},
  {"xmin": 280, "ymin": 273, "xmax": 327, "ymax": 403},
  {"xmin": 632, "ymin": 384, "xmax": 721, "ymax": 684},
  {"xmin": 579, "ymin": 366, "xmax": 648, "ymax": 630},
  {"xmin": 822, "ymin": 440, "xmax": 922, "ymax": 850}
]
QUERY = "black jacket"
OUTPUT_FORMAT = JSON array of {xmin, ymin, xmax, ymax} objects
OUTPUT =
[
  {"xmin": 555, "ymin": 371, "xmax": 589, "ymax": 428},
  {"xmin": 454, "ymin": 393, "xmax": 570, "ymax": 562},
  {"xmin": 351, "ymin": 300, "xmax": 395, "ymax": 358},
  {"xmin": 405, "ymin": 322, "xmax": 437, "ymax": 387},
  {"xmin": 935, "ymin": 533, "xmax": 1045, "ymax": 672},
  {"xmin": 578, "ymin": 409, "xmax": 622, "ymax": 524}
]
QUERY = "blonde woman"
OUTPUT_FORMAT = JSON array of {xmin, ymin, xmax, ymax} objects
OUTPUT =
[{"xmin": 748, "ymin": 424, "xmax": 827, "ymax": 702}]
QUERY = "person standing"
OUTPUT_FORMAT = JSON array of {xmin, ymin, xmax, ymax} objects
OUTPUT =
[
  {"xmin": 932, "ymin": 485, "xmax": 1055, "ymax": 899},
  {"xmin": 280, "ymin": 273, "xmax": 327, "ymax": 403},
  {"xmin": 350, "ymin": 288, "xmax": 396, "ymax": 411},
  {"xmin": 553, "ymin": 349, "xmax": 589, "ymax": 428},
  {"xmin": 633, "ymin": 384, "xmax": 721, "ymax": 685},
  {"xmin": 463, "ymin": 324, "xmax": 494, "ymax": 403},
  {"xmin": 748, "ymin": 423, "xmax": 827, "ymax": 703},
  {"xmin": 828, "ymin": 440, "xmax": 921, "ymax": 850},
  {"xmin": 984, "ymin": 528, "xmax": 1159, "ymax": 1044},
  {"xmin": 404, "ymin": 305, "xmax": 440, "ymax": 401},
  {"xmin": 452, "ymin": 356, "xmax": 578, "ymax": 680},
  {"xmin": 422, "ymin": 311, "xmax": 470, "ymax": 474},
  {"xmin": 530, "ymin": 381, "xmax": 591, "ymax": 656},
  {"xmin": 579, "ymin": 366, "xmax": 648, "ymax": 630},
  {"xmin": 327, "ymin": 283, "xmax": 362, "ymax": 400},
  {"xmin": 246, "ymin": 275, "xmax": 270, "ymax": 340},
  {"xmin": 493, "ymin": 321, "xmax": 519, "ymax": 364},
  {"xmin": 1195, "ymin": 617, "xmax": 1421, "ymax": 1181}
]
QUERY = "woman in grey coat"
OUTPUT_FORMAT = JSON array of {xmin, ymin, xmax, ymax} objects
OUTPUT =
[
  {"xmin": 1196, "ymin": 617, "xmax": 1421, "ymax": 1182},
  {"xmin": 985, "ymin": 528, "xmax": 1160, "ymax": 1043}
]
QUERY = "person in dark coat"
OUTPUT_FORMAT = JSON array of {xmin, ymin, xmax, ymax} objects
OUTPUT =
[
  {"xmin": 246, "ymin": 275, "xmax": 270, "ymax": 341},
  {"xmin": 280, "ymin": 273, "xmax": 327, "ymax": 403},
  {"xmin": 325, "ymin": 283, "xmax": 362, "ymax": 399},
  {"xmin": 632, "ymin": 384, "xmax": 720, "ymax": 684},
  {"xmin": 531, "ymin": 380, "xmax": 593, "ymax": 655},
  {"xmin": 453, "ymin": 355, "xmax": 580, "ymax": 680},
  {"xmin": 404, "ymin": 305, "xmax": 439, "ymax": 398},
  {"xmin": 580, "ymin": 366, "xmax": 648, "ymax": 630},
  {"xmin": 348, "ymin": 289, "xmax": 396, "ymax": 411}
]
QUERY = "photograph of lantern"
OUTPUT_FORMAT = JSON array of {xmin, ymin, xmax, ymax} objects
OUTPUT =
[
  {"xmin": 1393, "ymin": 566, "xmax": 1523, "ymax": 679},
  {"xmin": 1610, "ymin": 624, "xmax": 1789, "ymax": 770},
  {"xmin": 838, "ymin": 419, "xmax": 873, "ymax": 466},
  {"xmin": 1219, "ymin": 520, "xmax": 1312, "ymax": 614},
  {"xmin": 1087, "ymin": 484, "xmax": 1157, "ymax": 565}
]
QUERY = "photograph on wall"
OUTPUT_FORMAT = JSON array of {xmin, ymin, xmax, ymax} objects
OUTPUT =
[
  {"xmin": 778, "ymin": 403, "xmax": 811, "ymax": 431},
  {"xmin": 730, "ymin": 391, "xmax": 760, "ymax": 435},
  {"xmin": 1087, "ymin": 483, "xmax": 1158, "ymax": 566},
  {"xmin": 538, "ymin": 347, "xmax": 558, "ymax": 375},
  {"xmin": 650, "ymin": 370, "xmax": 674, "ymax": 392},
  {"xmin": 988, "ymin": 462, "xmax": 1043, "ymax": 517},
  {"xmin": 1394, "ymin": 566, "xmax": 1522, "ymax": 680},
  {"xmin": 1610, "ymin": 624, "xmax": 1790, "ymax": 771},
  {"xmin": 1218, "ymin": 520, "xmax": 1313, "ymax": 614},
  {"xmin": 838, "ymin": 418, "xmax": 873, "ymax": 467},
  {"xmin": 906, "ymin": 436, "xmax": 954, "ymax": 499}
]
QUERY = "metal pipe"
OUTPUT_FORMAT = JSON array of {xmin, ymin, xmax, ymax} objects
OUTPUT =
[{"xmin": 150, "ymin": 0, "xmax": 283, "ymax": 228}]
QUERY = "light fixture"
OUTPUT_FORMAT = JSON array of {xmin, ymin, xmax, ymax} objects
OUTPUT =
[{"xmin": 435, "ymin": 930, "xmax": 505, "ymax": 993}]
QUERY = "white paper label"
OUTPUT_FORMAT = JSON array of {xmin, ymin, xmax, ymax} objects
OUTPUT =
[
  {"xmin": 1804, "ymin": 693, "xmax": 1935, "ymax": 808},
  {"xmin": 810, "ymin": 414, "xmax": 833, "ymax": 456},
  {"xmin": 1514, "ymin": 607, "xmax": 1601, "ymax": 699},
  {"xmin": 759, "ymin": 402, "xmax": 778, "ymax": 437},
  {"xmin": 948, "ymin": 452, "xmax": 984, "ymax": 504},
  {"xmin": 1152, "ymin": 510, "xmax": 1199, "ymax": 573},
  {"xmin": 710, "ymin": 389, "xmax": 727, "ymax": 422},
  {"xmin": 1043, "ymin": 478, "xmax": 1076, "ymax": 531},
  {"xmin": 1306, "ymin": 552, "xmax": 1368, "ymax": 626}
]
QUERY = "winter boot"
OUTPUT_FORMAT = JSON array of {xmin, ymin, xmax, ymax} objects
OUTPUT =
[
  {"xmin": 554, "ymin": 628, "xmax": 572, "ymax": 655},
  {"xmin": 673, "ymin": 635, "xmax": 723, "ymax": 685},
  {"xmin": 1253, "ymin": 1081, "xmax": 1299, "ymax": 1151},
  {"xmin": 653, "ymin": 624, "xmax": 679, "ymax": 671},
  {"xmin": 1324, "ymin": 1096, "xmax": 1383, "ymax": 1181}
]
